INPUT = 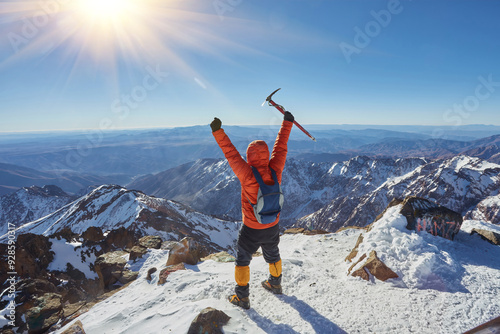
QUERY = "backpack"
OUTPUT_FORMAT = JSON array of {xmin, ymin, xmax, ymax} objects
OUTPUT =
[{"xmin": 248, "ymin": 167, "xmax": 284, "ymax": 224}]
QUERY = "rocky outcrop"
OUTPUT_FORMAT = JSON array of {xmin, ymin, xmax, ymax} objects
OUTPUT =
[
  {"xmin": 400, "ymin": 197, "xmax": 463, "ymax": 240},
  {"xmin": 165, "ymin": 237, "xmax": 209, "ymax": 266},
  {"xmin": 284, "ymin": 228, "xmax": 330, "ymax": 235},
  {"xmin": 15, "ymin": 234, "xmax": 53, "ymax": 278},
  {"xmin": 348, "ymin": 250, "xmax": 399, "ymax": 282},
  {"xmin": 187, "ymin": 307, "xmax": 230, "ymax": 334},
  {"xmin": 81, "ymin": 226, "xmax": 105, "ymax": 243},
  {"xmin": 201, "ymin": 251, "xmax": 235, "ymax": 263},
  {"xmin": 94, "ymin": 251, "xmax": 138, "ymax": 290},
  {"xmin": 60, "ymin": 320, "xmax": 86, "ymax": 334},
  {"xmin": 138, "ymin": 235, "xmax": 162, "ymax": 249},
  {"xmin": 471, "ymin": 229, "xmax": 500, "ymax": 245},
  {"xmin": 25, "ymin": 293, "xmax": 63, "ymax": 334},
  {"xmin": 158, "ymin": 263, "xmax": 186, "ymax": 285}
]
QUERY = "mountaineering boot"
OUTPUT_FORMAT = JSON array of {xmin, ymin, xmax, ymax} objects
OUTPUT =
[
  {"xmin": 261, "ymin": 280, "xmax": 282, "ymax": 294},
  {"xmin": 228, "ymin": 294, "xmax": 250, "ymax": 309},
  {"xmin": 262, "ymin": 274, "xmax": 282, "ymax": 294}
]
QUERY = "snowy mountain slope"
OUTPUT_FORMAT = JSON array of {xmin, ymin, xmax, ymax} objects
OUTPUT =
[
  {"xmin": 2, "ymin": 185, "xmax": 240, "ymax": 252},
  {"xmin": 129, "ymin": 157, "xmax": 428, "ymax": 226},
  {"xmin": 465, "ymin": 194, "xmax": 500, "ymax": 224},
  {"xmin": 0, "ymin": 185, "xmax": 73, "ymax": 235},
  {"xmin": 299, "ymin": 155, "xmax": 500, "ymax": 231},
  {"xmin": 56, "ymin": 219, "xmax": 500, "ymax": 334}
]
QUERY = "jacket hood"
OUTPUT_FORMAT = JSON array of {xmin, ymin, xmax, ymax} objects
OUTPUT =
[{"xmin": 246, "ymin": 140, "xmax": 269, "ymax": 167}]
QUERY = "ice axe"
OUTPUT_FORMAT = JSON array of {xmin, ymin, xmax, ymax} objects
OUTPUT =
[{"xmin": 263, "ymin": 88, "xmax": 316, "ymax": 142}]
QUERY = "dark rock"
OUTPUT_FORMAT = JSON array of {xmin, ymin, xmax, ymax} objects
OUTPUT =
[
  {"xmin": 349, "ymin": 250, "xmax": 399, "ymax": 282},
  {"xmin": 60, "ymin": 320, "xmax": 86, "ymax": 334},
  {"xmin": 400, "ymin": 196, "xmax": 463, "ymax": 240},
  {"xmin": 25, "ymin": 293, "xmax": 63, "ymax": 334},
  {"xmin": 166, "ymin": 237, "xmax": 208, "ymax": 266},
  {"xmin": 201, "ymin": 251, "xmax": 235, "ymax": 263},
  {"xmin": 94, "ymin": 251, "xmax": 128, "ymax": 290},
  {"xmin": 118, "ymin": 270, "xmax": 139, "ymax": 285},
  {"xmin": 62, "ymin": 287, "xmax": 87, "ymax": 304},
  {"xmin": 158, "ymin": 263, "xmax": 185, "ymax": 285},
  {"xmin": 138, "ymin": 235, "xmax": 162, "ymax": 249},
  {"xmin": 187, "ymin": 307, "xmax": 230, "ymax": 334},
  {"xmin": 104, "ymin": 227, "xmax": 138, "ymax": 251},
  {"xmin": 129, "ymin": 246, "xmax": 148, "ymax": 262},
  {"xmin": 146, "ymin": 268, "xmax": 157, "ymax": 281},
  {"xmin": 15, "ymin": 234, "xmax": 53, "ymax": 278},
  {"xmin": 345, "ymin": 234, "xmax": 364, "ymax": 263},
  {"xmin": 49, "ymin": 227, "xmax": 79, "ymax": 242},
  {"xmin": 284, "ymin": 228, "xmax": 305, "ymax": 234},
  {"xmin": 81, "ymin": 226, "xmax": 105, "ymax": 243}
]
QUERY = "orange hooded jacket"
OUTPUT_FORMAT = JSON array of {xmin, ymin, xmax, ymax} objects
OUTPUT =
[{"xmin": 213, "ymin": 120, "xmax": 293, "ymax": 229}]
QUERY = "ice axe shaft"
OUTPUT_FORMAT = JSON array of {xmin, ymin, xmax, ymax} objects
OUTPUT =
[{"xmin": 264, "ymin": 88, "xmax": 316, "ymax": 142}]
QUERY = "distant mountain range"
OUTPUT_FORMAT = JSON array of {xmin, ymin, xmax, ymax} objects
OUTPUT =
[
  {"xmin": 129, "ymin": 155, "xmax": 500, "ymax": 231},
  {"xmin": 1, "ymin": 126, "xmax": 499, "ymax": 183},
  {"xmin": 0, "ymin": 162, "xmax": 129, "ymax": 196}
]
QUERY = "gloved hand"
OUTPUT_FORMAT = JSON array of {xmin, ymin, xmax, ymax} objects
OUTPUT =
[
  {"xmin": 211, "ymin": 117, "xmax": 222, "ymax": 132},
  {"xmin": 284, "ymin": 111, "xmax": 294, "ymax": 123}
]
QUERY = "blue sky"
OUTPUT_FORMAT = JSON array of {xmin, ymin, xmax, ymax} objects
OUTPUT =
[{"xmin": 1, "ymin": 0, "xmax": 499, "ymax": 132}]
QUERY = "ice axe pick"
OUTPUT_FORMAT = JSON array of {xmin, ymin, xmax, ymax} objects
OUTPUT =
[{"xmin": 263, "ymin": 88, "xmax": 316, "ymax": 142}]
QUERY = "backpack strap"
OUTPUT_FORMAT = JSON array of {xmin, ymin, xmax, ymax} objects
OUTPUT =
[{"xmin": 246, "ymin": 167, "xmax": 279, "ymax": 205}]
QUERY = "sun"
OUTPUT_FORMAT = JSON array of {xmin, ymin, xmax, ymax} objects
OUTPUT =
[{"xmin": 76, "ymin": 0, "xmax": 138, "ymax": 23}]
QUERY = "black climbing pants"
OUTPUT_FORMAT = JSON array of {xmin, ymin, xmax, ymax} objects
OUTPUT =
[{"xmin": 235, "ymin": 224, "xmax": 281, "ymax": 266}]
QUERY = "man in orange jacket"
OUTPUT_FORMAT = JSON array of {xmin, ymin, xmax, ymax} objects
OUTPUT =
[{"xmin": 211, "ymin": 111, "xmax": 294, "ymax": 309}]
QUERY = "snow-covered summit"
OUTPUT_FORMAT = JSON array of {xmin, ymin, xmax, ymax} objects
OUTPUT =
[{"xmin": 56, "ymin": 216, "xmax": 500, "ymax": 334}]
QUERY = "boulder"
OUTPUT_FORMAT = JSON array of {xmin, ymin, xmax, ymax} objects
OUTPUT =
[
  {"xmin": 471, "ymin": 229, "xmax": 500, "ymax": 245},
  {"xmin": 284, "ymin": 227, "xmax": 305, "ymax": 234},
  {"xmin": 49, "ymin": 227, "xmax": 79, "ymax": 242},
  {"xmin": 18, "ymin": 279, "xmax": 58, "ymax": 298},
  {"xmin": 25, "ymin": 293, "xmax": 63, "ymax": 334},
  {"xmin": 349, "ymin": 250, "xmax": 398, "ymax": 282},
  {"xmin": 400, "ymin": 196, "xmax": 463, "ymax": 241},
  {"xmin": 81, "ymin": 226, "xmax": 105, "ymax": 243},
  {"xmin": 15, "ymin": 234, "xmax": 53, "ymax": 278},
  {"xmin": 104, "ymin": 227, "xmax": 137, "ymax": 251},
  {"xmin": 201, "ymin": 251, "xmax": 235, "ymax": 263},
  {"xmin": 165, "ymin": 237, "xmax": 208, "ymax": 266},
  {"xmin": 94, "ymin": 251, "xmax": 135, "ymax": 290},
  {"xmin": 158, "ymin": 263, "xmax": 185, "ymax": 285},
  {"xmin": 187, "ymin": 307, "xmax": 230, "ymax": 334},
  {"xmin": 345, "ymin": 234, "xmax": 364, "ymax": 263},
  {"xmin": 284, "ymin": 228, "xmax": 330, "ymax": 235},
  {"xmin": 146, "ymin": 267, "xmax": 157, "ymax": 281},
  {"xmin": 138, "ymin": 235, "xmax": 162, "ymax": 249},
  {"xmin": 129, "ymin": 246, "xmax": 148, "ymax": 262},
  {"xmin": 60, "ymin": 320, "xmax": 86, "ymax": 334}
]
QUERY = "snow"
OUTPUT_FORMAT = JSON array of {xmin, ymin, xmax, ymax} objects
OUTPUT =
[
  {"xmin": 48, "ymin": 238, "xmax": 98, "ymax": 279},
  {"xmin": 56, "ymin": 217, "xmax": 500, "ymax": 334}
]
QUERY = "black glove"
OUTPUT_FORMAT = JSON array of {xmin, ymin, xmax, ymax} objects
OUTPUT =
[
  {"xmin": 210, "ymin": 117, "xmax": 222, "ymax": 132},
  {"xmin": 284, "ymin": 111, "xmax": 294, "ymax": 122}
]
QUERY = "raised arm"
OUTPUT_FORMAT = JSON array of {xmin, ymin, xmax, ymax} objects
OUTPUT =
[
  {"xmin": 269, "ymin": 112, "xmax": 294, "ymax": 181},
  {"xmin": 211, "ymin": 118, "xmax": 252, "ymax": 182}
]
